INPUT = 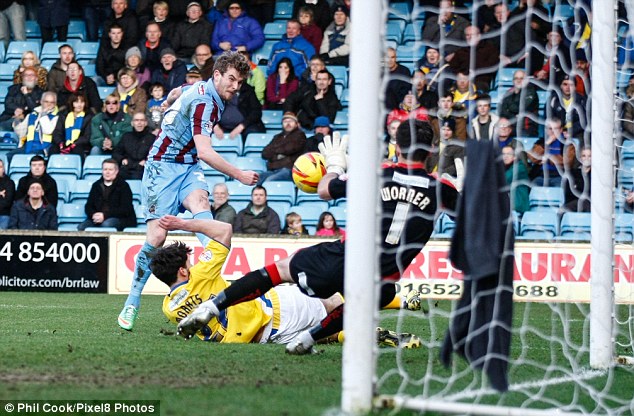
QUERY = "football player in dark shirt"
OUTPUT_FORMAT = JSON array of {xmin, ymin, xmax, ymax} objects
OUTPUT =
[{"xmin": 177, "ymin": 121, "xmax": 459, "ymax": 353}]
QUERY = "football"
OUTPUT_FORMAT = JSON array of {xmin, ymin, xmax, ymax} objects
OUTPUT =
[{"xmin": 292, "ymin": 152, "xmax": 327, "ymax": 193}]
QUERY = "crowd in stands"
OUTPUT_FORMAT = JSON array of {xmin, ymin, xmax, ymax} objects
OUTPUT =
[{"xmin": 0, "ymin": 0, "xmax": 630, "ymax": 239}]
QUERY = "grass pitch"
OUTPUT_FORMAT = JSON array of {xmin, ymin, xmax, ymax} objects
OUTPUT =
[{"xmin": 1, "ymin": 293, "xmax": 633, "ymax": 416}]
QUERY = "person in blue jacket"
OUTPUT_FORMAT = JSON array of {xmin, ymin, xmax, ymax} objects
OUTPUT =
[
  {"xmin": 211, "ymin": 1, "xmax": 264, "ymax": 55},
  {"xmin": 267, "ymin": 19, "xmax": 315, "ymax": 76}
]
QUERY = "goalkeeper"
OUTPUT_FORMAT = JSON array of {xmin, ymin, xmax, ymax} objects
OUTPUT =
[{"xmin": 178, "ymin": 120, "xmax": 459, "ymax": 353}]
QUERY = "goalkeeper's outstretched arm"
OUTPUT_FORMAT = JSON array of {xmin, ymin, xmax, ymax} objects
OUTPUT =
[{"xmin": 317, "ymin": 132, "xmax": 349, "ymax": 201}]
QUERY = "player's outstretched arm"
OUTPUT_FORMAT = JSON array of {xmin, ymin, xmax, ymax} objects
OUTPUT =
[
  {"xmin": 194, "ymin": 134, "xmax": 259, "ymax": 185},
  {"xmin": 317, "ymin": 132, "xmax": 349, "ymax": 200},
  {"xmin": 158, "ymin": 214, "xmax": 232, "ymax": 247}
]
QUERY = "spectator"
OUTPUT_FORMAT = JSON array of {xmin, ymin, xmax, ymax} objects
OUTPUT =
[
  {"xmin": 210, "ymin": 182, "xmax": 236, "ymax": 225},
  {"xmin": 267, "ymin": 19, "xmax": 315, "ymax": 77},
  {"xmin": 9, "ymin": 181, "xmax": 57, "ymax": 230},
  {"xmin": 281, "ymin": 211, "xmax": 309, "ymax": 236},
  {"xmin": 384, "ymin": 47, "xmax": 412, "ymax": 111},
  {"xmin": 315, "ymin": 211, "xmax": 345, "ymax": 239},
  {"xmin": 304, "ymin": 115, "xmax": 331, "ymax": 153},
  {"xmin": 446, "ymin": 25, "xmax": 499, "ymax": 92},
  {"xmin": 114, "ymin": 68, "xmax": 148, "ymax": 115},
  {"xmin": 386, "ymin": 92, "xmax": 429, "ymax": 127},
  {"xmin": 0, "ymin": 66, "xmax": 43, "ymax": 131},
  {"xmin": 213, "ymin": 81, "xmax": 265, "ymax": 141},
  {"xmin": 51, "ymin": 94, "xmax": 94, "ymax": 159},
  {"xmin": 428, "ymin": 92, "xmax": 468, "ymax": 141},
  {"xmin": 319, "ymin": 5, "xmax": 350, "ymax": 66},
  {"xmin": 528, "ymin": 118, "xmax": 568, "ymax": 187},
  {"xmin": 84, "ymin": 0, "xmax": 111, "ymax": 42},
  {"xmin": 0, "ymin": 159, "xmax": 15, "ymax": 229},
  {"xmin": 56, "ymin": 62, "xmax": 102, "ymax": 115},
  {"xmin": 292, "ymin": 0, "xmax": 332, "ymax": 32},
  {"xmin": 449, "ymin": 71, "xmax": 477, "ymax": 116},
  {"xmin": 13, "ymin": 50, "xmax": 48, "ymax": 90},
  {"xmin": 124, "ymin": 46, "xmax": 151, "ymax": 88},
  {"xmin": 145, "ymin": 0, "xmax": 175, "ymax": 41},
  {"xmin": 384, "ymin": 115, "xmax": 401, "ymax": 163},
  {"xmin": 37, "ymin": 0, "xmax": 70, "ymax": 43},
  {"xmin": 427, "ymin": 118, "xmax": 465, "ymax": 178},
  {"xmin": 258, "ymin": 111, "xmax": 306, "ymax": 184},
  {"xmin": 171, "ymin": 1, "xmax": 213, "ymax": 60},
  {"xmin": 501, "ymin": 145, "xmax": 530, "ymax": 215},
  {"xmin": 416, "ymin": 47, "xmax": 443, "ymax": 93},
  {"xmin": 185, "ymin": 67, "xmax": 202, "ymax": 84},
  {"xmin": 498, "ymin": 69, "xmax": 539, "ymax": 137},
  {"xmin": 298, "ymin": 6, "xmax": 322, "ymax": 53},
  {"xmin": 96, "ymin": 23, "xmax": 128, "ymax": 86},
  {"xmin": 77, "ymin": 158, "xmax": 136, "ymax": 231},
  {"xmin": 11, "ymin": 91, "xmax": 58, "ymax": 158},
  {"xmin": 412, "ymin": 69, "xmax": 438, "ymax": 111},
  {"xmin": 90, "ymin": 94, "xmax": 133, "ymax": 155},
  {"xmin": 101, "ymin": 0, "xmax": 139, "ymax": 49},
  {"xmin": 533, "ymin": 26, "xmax": 571, "ymax": 88},
  {"xmin": 14, "ymin": 155, "xmax": 58, "ymax": 208},
  {"xmin": 563, "ymin": 146, "xmax": 591, "ymax": 213},
  {"xmin": 46, "ymin": 43, "xmax": 75, "ymax": 93},
  {"xmin": 0, "ymin": 1, "xmax": 26, "ymax": 48},
  {"xmin": 284, "ymin": 69, "xmax": 341, "ymax": 129},
  {"xmin": 489, "ymin": 3, "xmax": 527, "ymax": 68},
  {"xmin": 299, "ymin": 54, "xmax": 324, "ymax": 87},
  {"xmin": 243, "ymin": 50, "xmax": 265, "ymax": 104},
  {"xmin": 211, "ymin": 1, "xmax": 264, "ymax": 55},
  {"xmin": 191, "ymin": 44, "xmax": 212, "ymax": 71},
  {"xmin": 150, "ymin": 48, "xmax": 187, "ymax": 92},
  {"xmin": 469, "ymin": 94, "xmax": 499, "ymax": 141},
  {"xmin": 422, "ymin": 0, "xmax": 469, "ymax": 57},
  {"xmin": 265, "ymin": 57, "xmax": 299, "ymax": 109},
  {"xmin": 145, "ymin": 82, "xmax": 166, "ymax": 134},
  {"xmin": 233, "ymin": 185, "xmax": 281, "ymax": 234},
  {"xmin": 243, "ymin": 0, "xmax": 275, "ymax": 28},
  {"xmin": 573, "ymin": 48, "xmax": 591, "ymax": 97},
  {"xmin": 113, "ymin": 112, "xmax": 154, "ymax": 180},
  {"xmin": 545, "ymin": 74, "xmax": 588, "ymax": 140},
  {"xmin": 510, "ymin": 0, "xmax": 550, "ymax": 75},
  {"xmin": 138, "ymin": 21, "xmax": 172, "ymax": 73}
]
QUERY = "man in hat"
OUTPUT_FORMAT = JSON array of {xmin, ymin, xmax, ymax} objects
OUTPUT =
[
  {"xmin": 171, "ymin": 2, "xmax": 214, "ymax": 59},
  {"xmin": 426, "ymin": 117, "xmax": 465, "ymax": 178},
  {"xmin": 305, "ymin": 115, "xmax": 331, "ymax": 152},
  {"xmin": 97, "ymin": 23, "xmax": 127, "ymax": 86},
  {"xmin": 150, "ymin": 48, "xmax": 187, "ymax": 91},
  {"xmin": 211, "ymin": 1, "xmax": 264, "ymax": 55},
  {"xmin": 185, "ymin": 67, "xmax": 202, "ymax": 84},
  {"xmin": 319, "ymin": 5, "xmax": 351, "ymax": 66},
  {"xmin": 257, "ymin": 111, "xmax": 306, "ymax": 185}
]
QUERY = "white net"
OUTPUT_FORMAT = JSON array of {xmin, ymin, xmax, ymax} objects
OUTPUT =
[{"xmin": 351, "ymin": 0, "xmax": 634, "ymax": 414}]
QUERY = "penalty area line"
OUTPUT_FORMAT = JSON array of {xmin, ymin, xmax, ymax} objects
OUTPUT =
[{"xmin": 444, "ymin": 368, "xmax": 606, "ymax": 401}]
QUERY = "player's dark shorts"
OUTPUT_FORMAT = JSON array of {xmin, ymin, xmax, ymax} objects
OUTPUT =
[{"xmin": 289, "ymin": 240, "xmax": 345, "ymax": 299}]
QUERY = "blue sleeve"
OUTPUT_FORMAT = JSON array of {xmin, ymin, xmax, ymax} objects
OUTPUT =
[{"xmin": 245, "ymin": 17, "xmax": 265, "ymax": 52}]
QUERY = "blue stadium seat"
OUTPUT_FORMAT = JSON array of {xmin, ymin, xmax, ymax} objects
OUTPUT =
[
  {"xmin": 58, "ymin": 203, "xmax": 87, "ymax": 228},
  {"xmin": 402, "ymin": 21, "xmax": 425, "ymax": 45},
  {"xmin": 268, "ymin": 201, "xmax": 291, "ymax": 219},
  {"xmin": 536, "ymin": 90, "xmax": 548, "ymax": 111},
  {"xmin": 274, "ymin": 1, "xmax": 293, "ymax": 20},
  {"xmin": 56, "ymin": 178, "xmax": 69, "ymax": 203},
  {"xmin": 0, "ymin": 83, "xmax": 10, "ymax": 104},
  {"xmin": 8, "ymin": 153, "xmax": 33, "ymax": 178},
  {"xmin": 388, "ymin": 2, "xmax": 412, "ymax": 21},
  {"xmin": 296, "ymin": 189, "xmax": 325, "ymax": 206},
  {"xmin": 261, "ymin": 109, "xmax": 283, "ymax": 130},
  {"xmin": 40, "ymin": 42, "xmax": 69, "ymax": 61},
  {"xmin": 332, "ymin": 110, "xmax": 348, "ymax": 130},
  {"xmin": 0, "ymin": 130, "xmax": 18, "ymax": 150},
  {"xmin": 233, "ymin": 156, "xmax": 267, "ymax": 173},
  {"xmin": 69, "ymin": 179, "xmax": 93, "ymax": 205},
  {"xmin": 67, "ymin": 20, "xmax": 87, "ymax": 41},
  {"xmin": 252, "ymin": 40, "xmax": 276, "ymax": 65},
  {"xmin": 0, "ymin": 61, "xmax": 18, "ymax": 82},
  {"xmin": 619, "ymin": 166, "xmax": 634, "ymax": 189},
  {"xmin": 263, "ymin": 180, "xmax": 296, "ymax": 205},
  {"xmin": 84, "ymin": 226, "xmax": 118, "ymax": 233},
  {"xmin": 329, "ymin": 65, "xmax": 348, "ymax": 88},
  {"xmin": 395, "ymin": 43, "xmax": 425, "ymax": 64},
  {"xmin": 48, "ymin": 154, "xmax": 82, "ymax": 182},
  {"xmin": 385, "ymin": 21, "xmax": 404, "ymax": 44},
  {"xmin": 83, "ymin": 63, "xmax": 97, "ymax": 78},
  {"xmin": 327, "ymin": 205, "xmax": 347, "ymax": 227},
  {"xmin": 622, "ymin": 140, "xmax": 634, "ymax": 162},
  {"xmin": 25, "ymin": 20, "xmax": 41, "ymax": 39},
  {"xmin": 98, "ymin": 86, "xmax": 116, "ymax": 100},
  {"xmin": 553, "ymin": 3, "xmax": 575, "ymax": 21},
  {"xmin": 134, "ymin": 203, "xmax": 145, "ymax": 225},
  {"xmin": 340, "ymin": 88, "xmax": 349, "ymax": 107},
  {"xmin": 559, "ymin": 212, "xmax": 591, "ymax": 241},
  {"xmin": 211, "ymin": 135, "xmax": 243, "ymax": 157},
  {"xmin": 0, "ymin": 42, "xmax": 5, "ymax": 63},
  {"xmin": 493, "ymin": 67, "xmax": 521, "ymax": 89},
  {"xmin": 5, "ymin": 41, "xmax": 40, "ymax": 61},
  {"xmin": 82, "ymin": 155, "xmax": 110, "ymax": 181},
  {"xmin": 243, "ymin": 132, "xmax": 274, "ymax": 157},
  {"xmin": 127, "ymin": 179, "xmax": 142, "ymax": 204},
  {"xmin": 519, "ymin": 211, "xmax": 559, "ymax": 239},
  {"xmin": 74, "ymin": 42, "xmax": 99, "ymax": 62},
  {"xmin": 529, "ymin": 186, "xmax": 564, "ymax": 212},
  {"xmin": 615, "ymin": 214, "xmax": 634, "ymax": 243},
  {"xmin": 231, "ymin": 199, "xmax": 249, "ymax": 213},
  {"xmin": 288, "ymin": 204, "xmax": 324, "ymax": 227},
  {"xmin": 225, "ymin": 181, "xmax": 255, "ymax": 202},
  {"xmin": 263, "ymin": 21, "xmax": 287, "ymax": 41}
]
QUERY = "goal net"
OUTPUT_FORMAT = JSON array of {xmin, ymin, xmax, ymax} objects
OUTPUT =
[{"xmin": 341, "ymin": 1, "xmax": 634, "ymax": 415}]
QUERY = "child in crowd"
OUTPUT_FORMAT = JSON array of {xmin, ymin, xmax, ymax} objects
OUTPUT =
[
  {"xmin": 298, "ymin": 7, "xmax": 322, "ymax": 53},
  {"xmin": 315, "ymin": 211, "xmax": 345, "ymax": 239},
  {"xmin": 146, "ymin": 82, "xmax": 167, "ymax": 134},
  {"xmin": 281, "ymin": 212, "xmax": 309, "ymax": 236}
]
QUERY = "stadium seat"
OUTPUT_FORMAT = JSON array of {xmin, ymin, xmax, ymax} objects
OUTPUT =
[
  {"xmin": 395, "ymin": 43, "xmax": 425, "ymax": 64},
  {"xmin": 67, "ymin": 20, "xmax": 87, "ymax": 41},
  {"xmin": 536, "ymin": 90, "xmax": 548, "ymax": 111},
  {"xmin": 69, "ymin": 179, "xmax": 93, "ymax": 204},
  {"xmin": 252, "ymin": 40, "xmax": 276, "ymax": 65},
  {"xmin": 332, "ymin": 110, "xmax": 349, "ymax": 130},
  {"xmin": 211, "ymin": 135, "xmax": 243, "ymax": 157},
  {"xmin": 231, "ymin": 199, "xmax": 249, "ymax": 213},
  {"xmin": 262, "ymin": 180, "xmax": 296, "ymax": 204},
  {"xmin": 84, "ymin": 227, "xmax": 118, "ymax": 233},
  {"xmin": 243, "ymin": 133, "xmax": 274, "ymax": 157},
  {"xmin": 225, "ymin": 181, "xmax": 255, "ymax": 202},
  {"xmin": 340, "ymin": 88, "xmax": 349, "ymax": 107},
  {"xmin": 233, "ymin": 156, "xmax": 267, "ymax": 173},
  {"xmin": 98, "ymin": 86, "xmax": 116, "ymax": 100},
  {"xmin": 619, "ymin": 167, "xmax": 634, "ymax": 189},
  {"xmin": 274, "ymin": 1, "xmax": 293, "ymax": 20},
  {"xmin": 40, "ymin": 42, "xmax": 69, "ymax": 61},
  {"xmin": 329, "ymin": 65, "xmax": 348, "ymax": 88},
  {"xmin": 83, "ymin": 63, "xmax": 97, "ymax": 78},
  {"xmin": 328, "ymin": 205, "xmax": 348, "ymax": 227},
  {"xmin": 559, "ymin": 212, "xmax": 591, "ymax": 241},
  {"xmin": 74, "ymin": 42, "xmax": 99, "ymax": 62},
  {"xmin": 263, "ymin": 21, "xmax": 287, "ymax": 41},
  {"xmin": 268, "ymin": 200, "xmax": 291, "ymax": 219},
  {"xmin": 385, "ymin": 21, "xmax": 404, "ymax": 44},
  {"xmin": 0, "ymin": 83, "xmax": 10, "ymax": 104},
  {"xmin": 127, "ymin": 179, "xmax": 142, "ymax": 204},
  {"xmin": 8, "ymin": 153, "xmax": 33, "ymax": 178},
  {"xmin": 58, "ymin": 203, "xmax": 87, "ymax": 228},
  {"xmin": 261, "ymin": 109, "xmax": 283, "ymax": 130},
  {"xmin": 519, "ymin": 211, "xmax": 559, "ymax": 239},
  {"xmin": 0, "ymin": 130, "xmax": 18, "ymax": 150},
  {"xmin": 288, "ymin": 204, "xmax": 324, "ymax": 227},
  {"xmin": 134, "ymin": 203, "xmax": 145, "ymax": 225},
  {"xmin": 56, "ymin": 178, "xmax": 69, "ymax": 203},
  {"xmin": 82, "ymin": 155, "xmax": 110, "ymax": 181},
  {"xmin": 124, "ymin": 225, "xmax": 147, "ymax": 233},
  {"xmin": 48, "ymin": 154, "xmax": 82, "ymax": 182},
  {"xmin": 0, "ymin": 61, "xmax": 17, "ymax": 82},
  {"xmin": 205, "ymin": 175, "xmax": 226, "ymax": 193},
  {"xmin": 622, "ymin": 140, "xmax": 634, "ymax": 162},
  {"xmin": 402, "ymin": 21, "xmax": 425, "ymax": 45},
  {"xmin": 529, "ymin": 186, "xmax": 564, "ymax": 212},
  {"xmin": 388, "ymin": 1, "xmax": 412, "ymax": 21},
  {"xmin": 615, "ymin": 214, "xmax": 634, "ymax": 243},
  {"xmin": 296, "ymin": 189, "xmax": 325, "ymax": 206},
  {"xmin": 493, "ymin": 67, "xmax": 521, "ymax": 89},
  {"xmin": 25, "ymin": 20, "xmax": 41, "ymax": 39},
  {"xmin": 5, "ymin": 40, "xmax": 41, "ymax": 61}
]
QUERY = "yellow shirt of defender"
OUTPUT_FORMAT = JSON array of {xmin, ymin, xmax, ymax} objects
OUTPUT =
[{"xmin": 162, "ymin": 239, "xmax": 272, "ymax": 342}]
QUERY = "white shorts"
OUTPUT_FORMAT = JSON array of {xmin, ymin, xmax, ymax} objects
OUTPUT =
[{"xmin": 259, "ymin": 285, "xmax": 327, "ymax": 345}]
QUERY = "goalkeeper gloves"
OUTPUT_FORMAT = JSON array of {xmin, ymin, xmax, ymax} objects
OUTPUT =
[{"xmin": 318, "ymin": 131, "xmax": 349, "ymax": 176}]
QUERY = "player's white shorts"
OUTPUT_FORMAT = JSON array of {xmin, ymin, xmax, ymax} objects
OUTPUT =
[{"xmin": 259, "ymin": 285, "xmax": 327, "ymax": 344}]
